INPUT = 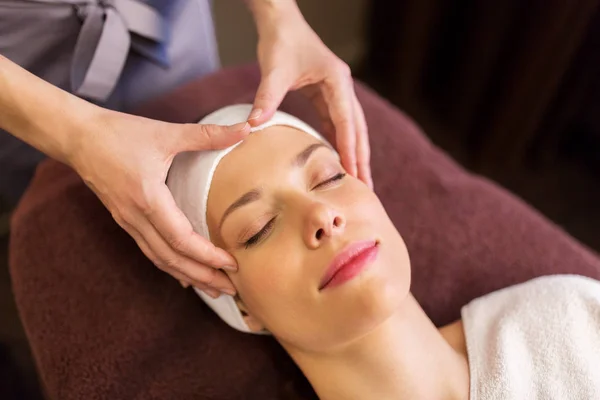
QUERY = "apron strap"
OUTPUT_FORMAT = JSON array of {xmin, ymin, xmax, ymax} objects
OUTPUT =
[{"xmin": 29, "ymin": 0, "xmax": 170, "ymax": 101}]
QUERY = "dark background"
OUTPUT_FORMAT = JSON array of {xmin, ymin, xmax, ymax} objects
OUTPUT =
[{"xmin": 1, "ymin": 0, "xmax": 599, "ymax": 397}]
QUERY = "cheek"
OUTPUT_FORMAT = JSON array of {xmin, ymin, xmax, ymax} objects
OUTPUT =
[
  {"xmin": 342, "ymin": 186, "xmax": 411, "ymax": 302},
  {"xmin": 340, "ymin": 184, "xmax": 387, "ymax": 225},
  {"xmin": 230, "ymin": 237, "xmax": 307, "ymax": 322}
]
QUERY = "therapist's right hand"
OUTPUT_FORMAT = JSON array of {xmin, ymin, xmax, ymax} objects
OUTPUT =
[
  {"xmin": 0, "ymin": 55, "xmax": 244, "ymax": 298},
  {"xmin": 69, "ymin": 109, "xmax": 250, "ymax": 298}
]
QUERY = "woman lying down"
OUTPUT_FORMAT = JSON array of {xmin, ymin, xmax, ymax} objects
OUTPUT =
[{"xmin": 167, "ymin": 105, "xmax": 600, "ymax": 400}]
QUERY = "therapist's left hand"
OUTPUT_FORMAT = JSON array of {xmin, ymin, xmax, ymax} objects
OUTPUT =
[{"xmin": 247, "ymin": 2, "xmax": 373, "ymax": 189}]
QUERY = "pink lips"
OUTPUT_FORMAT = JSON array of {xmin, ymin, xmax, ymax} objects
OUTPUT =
[{"xmin": 319, "ymin": 240, "xmax": 379, "ymax": 290}]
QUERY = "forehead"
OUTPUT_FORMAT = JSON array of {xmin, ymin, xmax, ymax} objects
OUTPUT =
[
  {"xmin": 207, "ymin": 126, "xmax": 325, "ymax": 216},
  {"xmin": 222, "ymin": 124, "xmax": 324, "ymax": 175}
]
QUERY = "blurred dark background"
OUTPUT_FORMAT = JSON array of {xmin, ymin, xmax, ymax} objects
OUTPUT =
[
  {"xmin": 365, "ymin": 0, "xmax": 600, "ymax": 251},
  {"xmin": 1, "ymin": 0, "xmax": 599, "ymax": 397}
]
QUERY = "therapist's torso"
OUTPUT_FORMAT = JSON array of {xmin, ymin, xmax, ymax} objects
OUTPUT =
[
  {"xmin": 0, "ymin": 0, "xmax": 220, "ymax": 111},
  {"xmin": 0, "ymin": 0, "xmax": 220, "ymax": 204}
]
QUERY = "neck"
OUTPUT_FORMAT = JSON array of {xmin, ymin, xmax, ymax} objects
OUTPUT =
[{"xmin": 285, "ymin": 294, "xmax": 469, "ymax": 400}]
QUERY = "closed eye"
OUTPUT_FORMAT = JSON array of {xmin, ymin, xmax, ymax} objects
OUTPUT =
[
  {"xmin": 242, "ymin": 173, "xmax": 345, "ymax": 249},
  {"xmin": 313, "ymin": 172, "xmax": 346, "ymax": 190},
  {"xmin": 244, "ymin": 217, "xmax": 276, "ymax": 249}
]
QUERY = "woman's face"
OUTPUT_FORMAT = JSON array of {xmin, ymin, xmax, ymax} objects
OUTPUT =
[{"xmin": 207, "ymin": 126, "xmax": 410, "ymax": 352}]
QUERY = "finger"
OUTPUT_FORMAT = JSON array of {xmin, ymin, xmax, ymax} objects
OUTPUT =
[
  {"xmin": 145, "ymin": 233, "xmax": 236, "ymax": 293},
  {"xmin": 138, "ymin": 217, "xmax": 236, "ymax": 293},
  {"xmin": 202, "ymin": 287, "xmax": 223, "ymax": 299},
  {"xmin": 180, "ymin": 279, "xmax": 221, "ymax": 299},
  {"xmin": 173, "ymin": 121, "xmax": 250, "ymax": 153},
  {"xmin": 321, "ymin": 72, "xmax": 357, "ymax": 177},
  {"xmin": 125, "ymin": 200, "xmax": 235, "ymax": 294},
  {"xmin": 249, "ymin": 69, "xmax": 292, "ymax": 126},
  {"xmin": 301, "ymin": 85, "xmax": 336, "ymax": 146},
  {"xmin": 145, "ymin": 185, "xmax": 237, "ymax": 269},
  {"xmin": 122, "ymin": 222, "xmax": 223, "ymax": 296},
  {"xmin": 122, "ymin": 220, "xmax": 163, "ymax": 267},
  {"xmin": 352, "ymin": 93, "xmax": 373, "ymax": 189},
  {"xmin": 178, "ymin": 280, "xmax": 221, "ymax": 298}
]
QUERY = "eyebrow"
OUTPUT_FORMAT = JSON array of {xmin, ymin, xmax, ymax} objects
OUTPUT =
[
  {"xmin": 218, "ymin": 142, "xmax": 329, "ymax": 232},
  {"xmin": 292, "ymin": 143, "xmax": 328, "ymax": 167}
]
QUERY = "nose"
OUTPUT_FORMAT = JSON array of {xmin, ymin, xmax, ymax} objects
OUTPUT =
[{"xmin": 303, "ymin": 201, "xmax": 346, "ymax": 248}]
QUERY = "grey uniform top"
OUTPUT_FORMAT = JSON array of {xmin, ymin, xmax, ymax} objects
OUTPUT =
[{"xmin": 0, "ymin": 0, "xmax": 220, "ymax": 204}]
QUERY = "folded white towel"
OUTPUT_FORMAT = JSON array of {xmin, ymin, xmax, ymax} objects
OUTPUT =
[{"xmin": 462, "ymin": 274, "xmax": 600, "ymax": 400}]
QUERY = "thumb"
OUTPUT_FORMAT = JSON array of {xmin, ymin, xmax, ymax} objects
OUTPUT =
[
  {"xmin": 174, "ymin": 122, "xmax": 250, "ymax": 152},
  {"xmin": 249, "ymin": 70, "xmax": 291, "ymax": 126}
]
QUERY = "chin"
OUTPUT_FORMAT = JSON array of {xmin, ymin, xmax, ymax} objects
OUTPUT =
[
  {"xmin": 286, "ymin": 243, "xmax": 411, "ymax": 352},
  {"xmin": 365, "ymin": 237, "xmax": 410, "ymax": 302},
  {"xmin": 336, "ymin": 253, "xmax": 411, "ymax": 343}
]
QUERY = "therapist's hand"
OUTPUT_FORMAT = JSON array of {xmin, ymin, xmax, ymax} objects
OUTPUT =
[
  {"xmin": 69, "ymin": 109, "xmax": 250, "ymax": 297},
  {"xmin": 247, "ymin": 1, "xmax": 372, "ymax": 189},
  {"xmin": 0, "ymin": 54, "xmax": 244, "ymax": 297}
]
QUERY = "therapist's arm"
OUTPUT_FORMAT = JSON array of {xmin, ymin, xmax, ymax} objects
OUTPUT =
[
  {"xmin": 243, "ymin": 0, "xmax": 373, "ymax": 188},
  {"xmin": 0, "ymin": 54, "xmax": 90, "ymax": 163},
  {"xmin": 0, "ymin": 54, "xmax": 247, "ymax": 296}
]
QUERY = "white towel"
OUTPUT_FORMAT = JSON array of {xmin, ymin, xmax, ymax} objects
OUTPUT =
[{"xmin": 462, "ymin": 274, "xmax": 600, "ymax": 400}]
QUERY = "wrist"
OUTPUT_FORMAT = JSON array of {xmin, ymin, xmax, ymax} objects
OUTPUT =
[
  {"xmin": 58, "ymin": 96, "xmax": 103, "ymax": 169},
  {"xmin": 22, "ymin": 87, "xmax": 102, "ymax": 169},
  {"xmin": 0, "ymin": 55, "xmax": 101, "ymax": 166},
  {"xmin": 246, "ymin": 0, "xmax": 304, "ymax": 37},
  {"xmin": 0, "ymin": 56, "xmax": 89, "ymax": 161}
]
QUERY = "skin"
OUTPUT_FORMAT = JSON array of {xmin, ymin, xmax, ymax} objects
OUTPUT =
[
  {"xmin": 248, "ymin": 1, "xmax": 372, "ymax": 188},
  {"xmin": 206, "ymin": 126, "xmax": 470, "ymax": 400},
  {"xmin": 0, "ymin": 0, "xmax": 371, "ymax": 297}
]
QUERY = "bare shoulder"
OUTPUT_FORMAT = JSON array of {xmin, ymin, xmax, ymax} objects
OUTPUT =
[{"xmin": 439, "ymin": 320, "xmax": 467, "ymax": 359}]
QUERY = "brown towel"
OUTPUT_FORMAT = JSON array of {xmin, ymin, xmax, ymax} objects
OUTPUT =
[{"xmin": 9, "ymin": 64, "xmax": 600, "ymax": 400}]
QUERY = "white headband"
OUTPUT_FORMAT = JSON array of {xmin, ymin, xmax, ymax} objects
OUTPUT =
[{"xmin": 167, "ymin": 104, "xmax": 328, "ymax": 333}]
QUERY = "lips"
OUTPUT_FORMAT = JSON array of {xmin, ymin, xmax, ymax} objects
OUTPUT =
[{"xmin": 319, "ymin": 240, "xmax": 379, "ymax": 290}]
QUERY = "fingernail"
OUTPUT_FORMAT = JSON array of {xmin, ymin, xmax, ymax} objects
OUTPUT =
[
  {"xmin": 248, "ymin": 108, "xmax": 262, "ymax": 120},
  {"xmin": 228, "ymin": 121, "xmax": 249, "ymax": 132},
  {"xmin": 221, "ymin": 288, "xmax": 236, "ymax": 296},
  {"xmin": 179, "ymin": 280, "xmax": 190, "ymax": 288},
  {"xmin": 222, "ymin": 265, "xmax": 237, "ymax": 272},
  {"xmin": 205, "ymin": 288, "xmax": 221, "ymax": 299}
]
